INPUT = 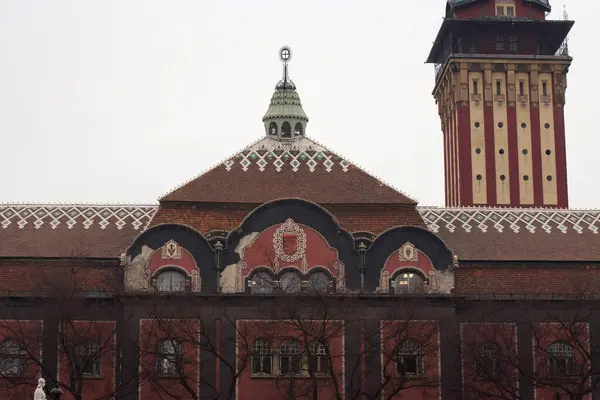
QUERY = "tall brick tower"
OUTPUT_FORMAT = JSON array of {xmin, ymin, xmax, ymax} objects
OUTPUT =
[{"xmin": 427, "ymin": 0, "xmax": 573, "ymax": 207}]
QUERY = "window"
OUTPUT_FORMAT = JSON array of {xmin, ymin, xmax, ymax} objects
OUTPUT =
[
  {"xmin": 473, "ymin": 80, "xmax": 479, "ymax": 95},
  {"xmin": 496, "ymin": 5, "xmax": 505, "ymax": 16},
  {"xmin": 294, "ymin": 123, "xmax": 303, "ymax": 136},
  {"xmin": 496, "ymin": 36, "xmax": 505, "ymax": 51},
  {"xmin": 76, "ymin": 342, "xmax": 100, "ymax": 376},
  {"xmin": 308, "ymin": 342, "xmax": 330, "ymax": 376},
  {"xmin": 476, "ymin": 341, "xmax": 500, "ymax": 376},
  {"xmin": 279, "ymin": 271, "xmax": 302, "ymax": 293},
  {"xmin": 496, "ymin": 1, "xmax": 515, "ymax": 17},
  {"xmin": 506, "ymin": 5, "xmax": 515, "ymax": 16},
  {"xmin": 156, "ymin": 339, "xmax": 184, "ymax": 376},
  {"xmin": 156, "ymin": 270, "xmax": 186, "ymax": 292},
  {"xmin": 469, "ymin": 40, "xmax": 476, "ymax": 53},
  {"xmin": 542, "ymin": 81, "xmax": 548, "ymax": 97},
  {"xmin": 279, "ymin": 340, "xmax": 301, "ymax": 375},
  {"xmin": 519, "ymin": 81, "xmax": 525, "ymax": 96},
  {"xmin": 496, "ymin": 80, "xmax": 502, "ymax": 96},
  {"xmin": 281, "ymin": 121, "xmax": 292, "ymax": 138},
  {"xmin": 397, "ymin": 341, "xmax": 425, "ymax": 377},
  {"xmin": 509, "ymin": 37, "xmax": 518, "ymax": 52},
  {"xmin": 393, "ymin": 272, "xmax": 424, "ymax": 295},
  {"xmin": 250, "ymin": 272, "xmax": 275, "ymax": 294},
  {"xmin": 307, "ymin": 272, "xmax": 330, "ymax": 294},
  {"xmin": 268, "ymin": 122, "xmax": 278, "ymax": 136},
  {"xmin": 548, "ymin": 342, "xmax": 576, "ymax": 376},
  {"xmin": 251, "ymin": 339, "xmax": 272, "ymax": 375},
  {"xmin": 0, "ymin": 340, "xmax": 26, "ymax": 377}
]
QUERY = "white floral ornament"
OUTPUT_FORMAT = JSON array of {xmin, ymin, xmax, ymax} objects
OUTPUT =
[
  {"xmin": 272, "ymin": 218, "xmax": 308, "ymax": 272},
  {"xmin": 161, "ymin": 240, "xmax": 182, "ymax": 260},
  {"xmin": 398, "ymin": 242, "xmax": 418, "ymax": 262}
]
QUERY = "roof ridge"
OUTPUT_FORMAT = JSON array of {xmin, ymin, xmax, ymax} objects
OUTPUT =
[
  {"xmin": 418, "ymin": 206, "xmax": 600, "ymax": 212},
  {"xmin": 0, "ymin": 203, "xmax": 158, "ymax": 207}
]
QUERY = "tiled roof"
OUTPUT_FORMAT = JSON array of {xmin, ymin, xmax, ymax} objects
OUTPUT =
[
  {"xmin": 160, "ymin": 135, "xmax": 416, "ymax": 205},
  {"xmin": 0, "ymin": 205, "xmax": 157, "ymax": 258},
  {"xmin": 420, "ymin": 207, "xmax": 600, "ymax": 261}
]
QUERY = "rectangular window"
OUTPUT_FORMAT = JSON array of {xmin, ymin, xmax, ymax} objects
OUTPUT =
[
  {"xmin": 496, "ymin": 36, "xmax": 505, "ymax": 51},
  {"xmin": 496, "ymin": 80, "xmax": 502, "ymax": 96},
  {"xmin": 469, "ymin": 40, "xmax": 476, "ymax": 53},
  {"xmin": 496, "ymin": 5, "xmax": 505, "ymax": 16},
  {"xmin": 473, "ymin": 80, "xmax": 479, "ymax": 95},
  {"xmin": 506, "ymin": 5, "xmax": 515, "ymax": 16},
  {"xmin": 519, "ymin": 81, "xmax": 525, "ymax": 96},
  {"xmin": 509, "ymin": 37, "xmax": 518, "ymax": 52},
  {"xmin": 542, "ymin": 81, "xmax": 548, "ymax": 96}
]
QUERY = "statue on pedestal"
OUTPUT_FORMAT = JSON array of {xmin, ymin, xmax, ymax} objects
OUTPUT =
[{"xmin": 34, "ymin": 378, "xmax": 46, "ymax": 400}]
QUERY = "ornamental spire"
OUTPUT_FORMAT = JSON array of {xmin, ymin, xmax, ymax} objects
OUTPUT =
[{"xmin": 263, "ymin": 46, "xmax": 309, "ymax": 140}]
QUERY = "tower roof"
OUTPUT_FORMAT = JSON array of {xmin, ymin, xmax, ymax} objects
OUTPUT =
[
  {"xmin": 262, "ymin": 88, "xmax": 308, "ymax": 122},
  {"xmin": 447, "ymin": 0, "xmax": 551, "ymax": 12}
]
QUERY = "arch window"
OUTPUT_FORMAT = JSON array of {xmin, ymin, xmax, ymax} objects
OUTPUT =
[
  {"xmin": 76, "ymin": 341, "xmax": 101, "ymax": 376},
  {"xmin": 0, "ymin": 340, "xmax": 26, "ymax": 376},
  {"xmin": 250, "ymin": 272, "xmax": 275, "ymax": 294},
  {"xmin": 307, "ymin": 272, "xmax": 331, "ymax": 294},
  {"xmin": 251, "ymin": 339, "xmax": 272, "ymax": 375},
  {"xmin": 475, "ymin": 341, "xmax": 500, "ymax": 376},
  {"xmin": 281, "ymin": 121, "xmax": 292, "ymax": 138},
  {"xmin": 308, "ymin": 342, "xmax": 329, "ymax": 376},
  {"xmin": 548, "ymin": 342, "xmax": 576, "ymax": 376},
  {"xmin": 268, "ymin": 122, "xmax": 278, "ymax": 136},
  {"xmin": 156, "ymin": 339, "xmax": 184, "ymax": 376},
  {"xmin": 279, "ymin": 340, "xmax": 301, "ymax": 375},
  {"xmin": 156, "ymin": 270, "xmax": 186, "ymax": 292},
  {"xmin": 279, "ymin": 271, "xmax": 302, "ymax": 293},
  {"xmin": 397, "ymin": 340, "xmax": 425, "ymax": 377},
  {"xmin": 392, "ymin": 272, "xmax": 425, "ymax": 295},
  {"xmin": 294, "ymin": 123, "xmax": 303, "ymax": 136}
]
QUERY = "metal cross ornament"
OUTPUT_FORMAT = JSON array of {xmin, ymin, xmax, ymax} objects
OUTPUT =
[{"xmin": 279, "ymin": 46, "xmax": 292, "ymax": 63}]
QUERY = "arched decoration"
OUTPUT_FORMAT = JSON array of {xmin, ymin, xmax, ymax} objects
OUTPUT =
[
  {"xmin": 248, "ymin": 270, "xmax": 276, "ymax": 294},
  {"xmin": 390, "ymin": 269, "xmax": 426, "ymax": 295},
  {"xmin": 365, "ymin": 226, "xmax": 454, "ymax": 293},
  {"xmin": 222, "ymin": 199, "xmax": 358, "ymax": 291},
  {"xmin": 281, "ymin": 121, "xmax": 292, "ymax": 138},
  {"xmin": 307, "ymin": 270, "xmax": 332, "ymax": 294},
  {"xmin": 125, "ymin": 224, "xmax": 215, "ymax": 293},
  {"xmin": 155, "ymin": 269, "xmax": 187, "ymax": 292},
  {"xmin": 268, "ymin": 122, "xmax": 278, "ymax": 136},
  {"xmin": 294, "ymin": 123, "xmax": 303, "ymax": 136},
  {"xmin": 279, "ymin": 270, "xmax": 302, "ymax": 293}
]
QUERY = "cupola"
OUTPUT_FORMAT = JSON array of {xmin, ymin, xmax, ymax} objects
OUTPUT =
[{"xmin": 263, "ymin": 46, "xmax": 309, "ymax": 140}]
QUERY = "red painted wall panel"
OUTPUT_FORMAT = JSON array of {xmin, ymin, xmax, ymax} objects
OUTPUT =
[
  {"xmin": 458, "ymin": 104, "xmax": 474, "ymax": 205},
  {"xmin": 507, "ymin": 103, "xmax": 521, "ymax": 205},
  {"xmin": 530, "ymin": 102, "xmax": 544, "ymax": 206},
  {"xmin": 484, "ymin": 104, "xmax": 497, "ymax": 205}
]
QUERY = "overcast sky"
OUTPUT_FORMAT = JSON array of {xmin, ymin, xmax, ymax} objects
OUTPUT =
[{"xmin": 0, "ymin": 0, "xmax": 597, "ymax": 208}]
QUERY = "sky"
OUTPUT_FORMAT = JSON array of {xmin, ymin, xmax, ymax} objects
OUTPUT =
[{"xmin": 0, "ymin": 0, "xmax": 597, "ymax": 207}]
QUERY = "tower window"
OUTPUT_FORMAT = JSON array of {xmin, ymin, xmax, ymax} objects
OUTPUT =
[
  {"xmin": 469, "ymin": 40, "xmax": 476, "ymax": 53},
  {"xmin": 542, "ymin": 81, "xmax": 548, "ymax": 97},
  {"xmin": 268, "ymin": 122, "xmax": 278, "ymax": 136},
  {"xmin": 281, "ymin": 121, "xmax": 292, "ymax": 138},
  {"xmin": 473, "ymin": 80, "xmax": 479, "ymax": 95},
  {"xmin": 496, "ymin": 1, "xmax": 516, "ymax": 17},
  {"xmin": 496, "ymin": 36, "xmax": 505, "ymax": 51},
  {"xmin": 496, "ymin": 80, "xmax": 502, "ymax": 96},
  {"xmin": 509, "ymin": 37, "xmax": 518, "ymax": 52},
  {"xmin": 294, "ymin": 123, "xmax": 303, "ymax": 136},
  {"xmin": 519, "ymin": 81, "xmax": 525, "ymax": 96}
]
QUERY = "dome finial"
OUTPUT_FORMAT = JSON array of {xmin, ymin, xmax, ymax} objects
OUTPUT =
[{"xmin": 277, "ymin": 46, "xmax": 296, "ymax": 90}]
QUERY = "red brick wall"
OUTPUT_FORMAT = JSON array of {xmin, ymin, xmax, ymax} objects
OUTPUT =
[
  {"xmin": 236, "ymin": 320, "xmax": 344, "ymax": 400},
  {"xmin": 455, "ymin": 267, "xmax": 600, "ymax": 296},
  {"xmin": 454, "ymin": 0, "xmax": 546, "ymax": 19},
  {"xmin": 0, "ymin": 320, "xmax": 43, "ymax": 399},
  {"xmin": 380, "ymin": 320, "xmax": 440, "ymax": 400},
  {"xmin": 58, "ymin": 321, "xmax": 116, "ymax": 400}
]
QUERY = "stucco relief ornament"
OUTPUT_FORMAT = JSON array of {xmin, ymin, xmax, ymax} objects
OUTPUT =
[
  {"xmin": 272, "ymin": 218, "xmax": 308, "ymax": 272},
  {"xmin": 236, "ymin": 261, "xmax": 248, "ymax": 292},
  {"xmin": 399, "ymin": 242, "xmax": 419, "ymax": 262},
  {"xmin": 191, "ymin": 269, "xmax": 201, "ymax": 292},
  {"xmin": 161, "ymin": 240, "xmax": 182, "ymax": 260},
  {"xmin": 378, "ymin": 270, "xmax": 391, "ymax": 293}
]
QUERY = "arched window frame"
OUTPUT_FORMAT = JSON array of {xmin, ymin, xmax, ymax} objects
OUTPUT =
[
  {"xmin": 156, "ymin": 339, "xmax": 184, "ymax": 377},
  {"xmin": 293, "ymin": 123, "xmax": 303, "ymax": 136},
  {"xmin": 281, "ymin": 121, "xmax": 292, "ymax": 138},
  {"xmin": 278, "ymin": 270, "xmax": 302, "ymax": 293},
  {"xmin": 0, "ymin": 339, "xmax": 27, "ymax": 377},
  {"xmin": 396, "ymin": 340, "xmax": 425, "ymax": 377},
  {"xmin": 251, "ymin": 339, "xmax": 273, "ymax": 376},
  {"xmin": 248, "ymin": 270, "xmax": 276, "ymax": 294},
  {"xmin": 547, "ymin": 341, "xmax": 576, "ymax": 377},
  {"xmin": 76, "ymin": 341, "xmax": 101, "ymax": 377},
  {"xmin": 268, "ymin": 122, "xmax": 278, "ymax": 136},
  {"xmin": 307, "ymin": 270, "xmax": 332, "ymax": 294},
  {"xmin": 154, "ymin": 267, "xmax": 189, "ymax": 293},
  {"xmin": 279, "ymin": 339, "xmax": 302, "ymax": 376},
  {"xmin": 475, "ymin": 341, "xmax": 500, "ymax": 377},
  {"xmin": 390, "ymin": 269, "xmax": 427, "ymax": 295},
  {"xmin": 308, "ymin": 342, "xmax": 330, "ymax": 376}
]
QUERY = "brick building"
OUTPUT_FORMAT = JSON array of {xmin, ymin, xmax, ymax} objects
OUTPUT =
[{"xmin": 1, "ymin": 1, "xmax": 598, "ymax": 399}]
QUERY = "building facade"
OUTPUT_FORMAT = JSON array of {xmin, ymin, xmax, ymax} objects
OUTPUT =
[{"xmin": 1, "ymin": 1, "xmax": 599, "ymax": 399}]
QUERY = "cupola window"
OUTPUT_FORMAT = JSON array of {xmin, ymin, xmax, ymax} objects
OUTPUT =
[
  {"xmin": 268, "ymin": 122, "xmax": 278, "ymax": 136},
  {"xmin": 294, "ymin": 123, "xmax": 303, "ymax": 136},
  {"xmin": 281, "ymin": 122, "xmax": 292, "ymax": 138}
]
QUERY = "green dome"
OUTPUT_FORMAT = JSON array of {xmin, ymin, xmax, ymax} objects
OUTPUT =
[{"xmin": 262, "ymin": 88, "xmax": 309, "ymax": 122}]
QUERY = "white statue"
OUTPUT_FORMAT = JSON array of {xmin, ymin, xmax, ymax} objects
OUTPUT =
[{"xmin": 34, "ymin": 378, "xmax": 46, "ymax": 400}]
